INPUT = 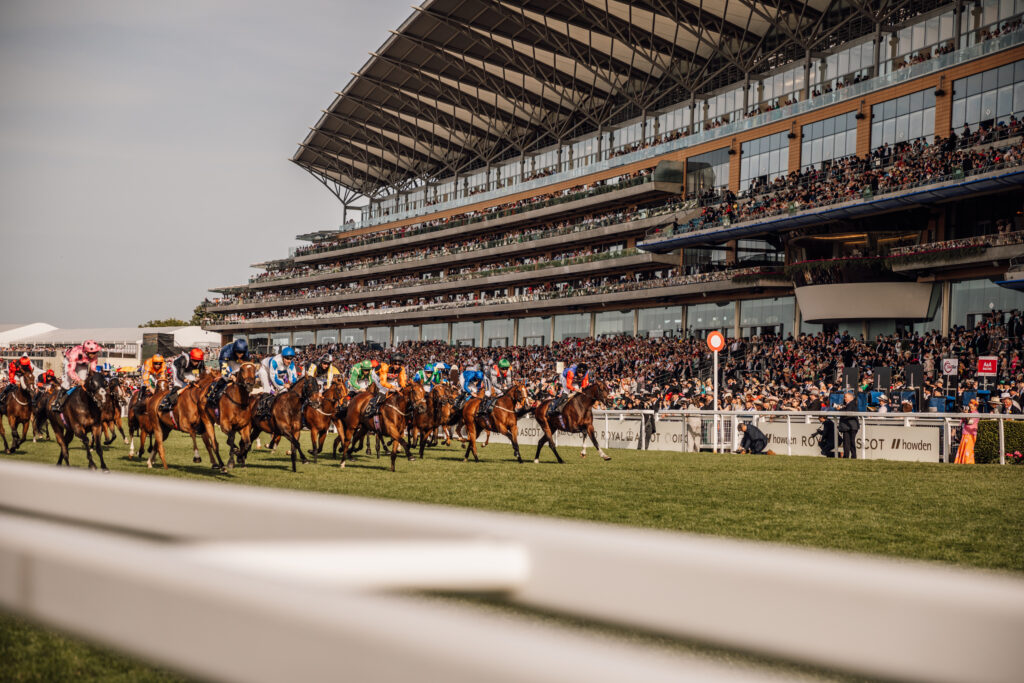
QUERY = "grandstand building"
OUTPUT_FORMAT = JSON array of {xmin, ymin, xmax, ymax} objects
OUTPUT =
[{"xmin": 203, "ymin": 0, "xmax": 1024, "ymax": 351}]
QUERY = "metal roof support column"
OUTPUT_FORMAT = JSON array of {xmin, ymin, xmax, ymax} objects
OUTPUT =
[
  {"xmin": 743, "ymin": 75, "xmax": 750, "ymax": 112},
  {"xmin": 972, "ymin": 2, "xmax": 983, "ymax": 42},
  {"xmin": 871, "ymin": 22, "xmax": 883, "ymax": 78},
  {"xmin": 802, "ymin": 51, "xmax": 812, "ymax": 101},
  {"xmin": 596, "ymin": 126, "xmax": 603, "ymax": 160},
  {"xmin": 640, "ymin": 110, "xmax": 648, "ymax": 144},
  {"xmin": 953, "ymin": 0, "xmax": 963, "ymax": 49}
]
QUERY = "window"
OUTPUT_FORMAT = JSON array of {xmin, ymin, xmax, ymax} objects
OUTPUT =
[
  {"xmin": 292, "ymin": 330, "xmax": 314, "ymax": 348},
  {"xmin": 950, "ymin": 279, "xmax": 1024, "ymax": 328},
  {"xmin": 315, "ymin": 330, "xmax": 338, "ymax": 345},
  {"xmin": 517, "ymin": 317, "xmax": 550, "ymax": 346},
  {"xmin": 951, "ymin": 59, "xmax": 1024, "ymax": 131},
  {"xmin": 687, "ymin": 302, "xmax": 735, "ymax": 337},
  {"xmin": 870, "ymin": 89, "xmax": 935, "ymax": 149},
  {"xmin": 739, "ymin": 297, "xmax": 794, "ymax": 337},
  {"xmin": 483, "ymin": 319, "xmax": 513, "ymax": 347},
  {"xmin": 451, "ymin": 322, "xmax": 480, "ymax": 346},
  {"xmin": 740, "ymin": 131, "xmax": 789, "ymax": 191},
  {"xmin": 394, "ymin": 325, "xmax": 419, "ymax": 343},
  {"xmin": 638, "ymin": 307, "xmax": 682, "ymax": 338},
  {"xmin": 421, "ymin": 323, "xmax": 448, "ymax": 343},
  {"xmin": 801, "ymin": 111, "xmax": 858, "ymax": 169},
  {"xmin": 554, "ymin": 313, "xmax": 590, "ymax": 342},
  {"xmin": 595, "ymin": 310, "xmax": 633, "ymax": 337},
  {"xmin": 685, "ymin": 147, "xmax": 731, "ymax": 197},
  {"xmin": 366, "ymin": 327, "xmax": 390, "ymax": 346}
]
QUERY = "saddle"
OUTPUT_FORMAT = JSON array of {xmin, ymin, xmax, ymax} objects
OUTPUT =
[
  {"xmin": 479, "ymin": 396, "xmax": 496, "ymax": 417},
  {"xmin": 254, "ymin": 393, "xmax": 276, "ymax": 423},
  {"xmin": 206, "ymin": 378, "xmax": 227, "ymax": 411}
]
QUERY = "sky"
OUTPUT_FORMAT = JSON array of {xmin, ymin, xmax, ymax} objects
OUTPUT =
[{"xmin": 0, "ymin": 0, "xmax": 413, "ymax": 327}]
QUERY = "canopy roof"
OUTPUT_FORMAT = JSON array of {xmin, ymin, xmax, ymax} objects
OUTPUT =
[{"xmin": 294, "ymin": 0, "xmax": 949, "ymax": 199}]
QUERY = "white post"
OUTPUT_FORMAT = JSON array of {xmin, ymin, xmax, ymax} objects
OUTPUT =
[
  {"xmin": 786, "ymin": 414, "xmax": 792, "ymax": 456},
  {"xmin": 712, "ymin": 350, "xmax": 719, "ymax": 454},
  {"xmin": 999, "ymin": 417, "xmax": 1006, "ymax": 465}
]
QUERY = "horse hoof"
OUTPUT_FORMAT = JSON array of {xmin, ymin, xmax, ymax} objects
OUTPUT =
[
  {"xmin": 601, "ymin": 456, "xmax": 612, "ymax": 462},
  {"xmin": 102, "ymin": 468, "xmax": 110, "ymax": 474},
  {"xmin": 580, "ymin": 452, "xmax": 586, "ymax": 459},
  {"xmin": 192, "ymin": 456, "xmax": 201, "ymax": 464},
  {"xmin": 533, "ymin": 459, "xmax": 540, "ymax": 464},
  {"xmin": 227, "ymin": 461, "xmax": 234, "ymax": 469},
  {"xmin": 147, "ymin": 462, "xmax": 153, "ymax": 469}
]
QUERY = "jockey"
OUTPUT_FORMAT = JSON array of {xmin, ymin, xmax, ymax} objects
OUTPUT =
[
  {"xmin": 551, "ymin": 363, "xmax": 589, "ymax": 415},
  {"xmin": 368, "ymin": 354, "xmax": 406, "ymax": 415},
  {"xmin": 0, "ymin": 355, "xmax": 36, "ymax": 404},
  {"xmin": 164, "ymin": 348, "xmax": 205, "ymax": 410},
  {"xmin": 348, "ymin": 359, "xmax": 378, "ymax": 394},
  {"xmin": 481, "ymin": 358, "xmax": 512, "ymax": 414},
  {"xmin": 258, "ymin": 346, "xmax": 298, "ymax": 394},
  {"xmin": 36, "ymin": 369, "xmax": 57, "ymax": 390},
  {"xmin": 53, "ymin": 340, "xmax": 102, "ymax": 411},
  {"xmin": 457, "ymin": 366, "xmax": 486, "ymax": 411},
  {"xmin": 307, "ymin": 354, "xmax": 341, "ymax": 388},
  {"xmin": 217, "ymin": 338, "xmax": 250, "ymax": 376},
  {"xmin": 431, "ymin": 362, "xmax": 450, "ymax": 386},
  {"xmin": 412, "ymin": 363, "xmax": 433, "ymax": 390},
  {"xmin": 141, "ymin": 354, "xmax": 168, "ymax": 392}
]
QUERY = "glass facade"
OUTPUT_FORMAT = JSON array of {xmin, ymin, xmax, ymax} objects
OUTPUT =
[
  {"xmin": 315, "ymin": 329, "xmax": 338, "ymax": 345},
  {"xmin": 595, "ymin": 310, "xmax": 633, "ymax": 337},
  {"xmin": 339, "ymin": 328, "xmax": 363, "ymax": 344},
  {"xmin": 950, "ymin": 279, "xmax": 1024, "ymax": 328},
  {"xmin": 554, "ymin": 313, "xmax": 590, "ymax": 342},
  {"xmin": 685, "ymin": 147, "xmax": 730, "ymax": 197},
  {"xmin": 517, "ymin": 316, "xmax": 550, "ymax": 346},
  {"xmin": 688, "ymin": 302, "xmax": 735, "ymax": 336},
  {"xmin": 870, "ymin": 89, "xmax": 936, "ymax": 149},
  {"xmin": 638, "ymin": 306, "xmax": 683, "ymax": 338},
  {"xmin": 801, "ymin": 111, "xmax": 858, "ymax": 170},
  {"xmin": 270, "ymin": 332, "xmax": 291, "ymax": 352},
  {"xmin": 740, "ymin": 131, "xmax": 788, "ymax": 191},
  {"xmin": 451, "ymin": 321, "xmax": 480, "ymax": 346},
  {"xmin": 248, "ymin": 334, "xmax": 269, "ymax": 353},
  {"xmin": 483, "ymin": 319, "xmax": 513, "ymax": 347},
  {"xmin": 292, "ymin": 330, "xmax": 314, "ymax": 347},
  {"xmin": 951, "ymin": 59, "xmax": 1024, "ymax": 131},
  {"xmin": 394, "ymin": 325, "xmax": 419, "ymax": 343},
  {"xmin": 366, "ymin": 326, "xmax": 390, "ymax": 345},
  {"xmin": 421, "ymin": 323, "xmax": 449, "ymax": 342},
  {"xmin": 738, "ymin": 297, "xmax": 794, "ymax": 337}
]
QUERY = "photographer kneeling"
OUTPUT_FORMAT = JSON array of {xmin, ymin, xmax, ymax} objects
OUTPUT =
[{"xmin": 736, "ymin": 421, "xmax": 771, "ymax": 455}]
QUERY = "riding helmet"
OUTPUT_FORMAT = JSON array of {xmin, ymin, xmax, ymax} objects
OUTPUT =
[
  {"xmin": 577, "ymin": 363, "xmax": 588, "ymax": 376},
  {"xmin": 83, "ymin": 340, "xmax": 101, "ymax": 354},
  {"xmin": 498, "ymin": 358, "xmax": 511, "ymax": 369},
  {"xmin": 189, "ymin": 348, "xmax": 205, "ymax": 362},
  {"xmin": 281, "ymin": 346, "xmax": 296, "ymax": 358}
]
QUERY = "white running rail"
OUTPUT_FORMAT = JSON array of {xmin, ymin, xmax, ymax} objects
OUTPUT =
[{"xmin": 0, "ymin": 460, "xmax": 1022, "ymax": 683}]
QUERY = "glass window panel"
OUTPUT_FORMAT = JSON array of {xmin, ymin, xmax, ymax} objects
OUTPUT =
[
  {"xmin": 595, "ymin": 310, "xmax": 634, "ymax": 337},
  {"xmin": 366, "ymin": 326, "xmax": 390, "ymax": 345},
  {"xmin": 554, "ymin": 313, "xmax": 590, "ymax": 342},
  {"xmin": 982, "ymin": 68, "xmax": 999, "ymax": 93},
  {"xmin": 638, "ymin": 306, "xmax": 682, "ymax": 338},
  {"xmin": 998, "ymin": 64, "xmax": 1014, "ymax": 87},
  {"xmin": 981, "ymin": 90, "xmax": 997, "ymax": 121},
  {"xmin": 1014, "ymin": 82, "xmax": 1024, "ymax": 114},
  {"xmin": 965, "ymin": 94, "xmax": 981, "ymax": 126},
  {"xmin": 483, "ymin": 319, "xmax": 513, "ymax": 347},
  {"xmin": 315, "ymin": 329, "xmax": 338, "ymax": 345},
  {"xmin": 908, "ymin": 110, "xmax": 923, "ymax": 140},
  {"xmin": 952, "ymin": 98, "xmax": 966, "ymax": 129},
  {"xmin": 292, "ymin": 330, "xmax": 314, "ymax": 348},
  {"xmin": 451, "ymin": 322, "xmax": 480, "ymax": 346},
  {"xmin": 997, "ymin": 85, "xmax": 1013, "ymax": 117},
  {"xmin": 517, "ymin": 316, "xmax": 550, "ymax": 346},
  {"xmin": 421, "ymin": 323, "xmax": 448, "ymax": 342},
  {"xmin": 394, "ymin": 325, "xmax": 418, "ymax": 343}
]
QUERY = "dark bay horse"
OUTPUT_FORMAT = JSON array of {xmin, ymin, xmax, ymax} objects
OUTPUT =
[
  {"xmin": 0, "ymin": 364, "xmax": 36, "ymax": 453},
  {"xmin": 250, "ymin": 375, "xmax": 319, "ymax": 472},
  {"xmin": 128, "ymin": 379, "xmax": 168, "ymax": 465},
  {"xmin": 340, "ymin": 383, "xmax": 426, "ymax": 472},
  {"xmin": 148, "ymin": 373, "xmax": 223, "ymax": 471},
  {"xmin": 532, "ymin": 381, "xmax": 614, "ymax": 464},
  {"xmin": 205, "ymin": 361, "xmax": 258, "ymax": 469},
  {"xmin": 46, "ymin": 371, "xmax": 110, "ymax": 470},
  {"xmin": 305, "ymin": 379, "xmax": 347, "ymax": 458},
  {"xmin": 461, "ymin": 383, "xmax": 530, "ymax": 463},
  {"xmin": 32, "ymin": 384, "xmax": 58, "ymax": 442},
  {"xmin": 99, "ymin": 376, "xmax": 128, "ymax": 446},
  {"xmin": 408, "ymin": 382, "xmax": 457, "ymax": 459}
]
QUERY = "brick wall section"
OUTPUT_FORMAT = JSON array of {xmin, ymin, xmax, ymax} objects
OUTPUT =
[{"xmin": 344, "ymin": 45, "xmax": 1024, "ymax": 240}]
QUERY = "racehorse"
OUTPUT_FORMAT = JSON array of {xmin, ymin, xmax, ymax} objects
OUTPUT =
[
  {"xmin": 147, "ymin": 372, "xmax": 224, "ymax": 471},
  {"xmin": 128, "ymin": 380, "xmax": 166, "ymax": 464},
  {"xmin": 204, "ymin": 361, "xmax": 258, "ymax": 469},
  {"xmin": 340, "ymin": 383, "xmax": 426, "ymax": 472},
  {"xmin": 0, "ymin": 363, "xmax": 36, "ymax": 453},
  {"xmin": 99, "ymin": 376, "xmax": 128, "ymax": 446},
  {"xmin": 461, "ymin": 383, "xmax": 530, "ymax": 463},
  {"xmin": 408, "ymin": 382, "xmax": 455, "ymax": 459},
  {"xmin": 45, "ymin": 371, "xmax": 110, "ymax": 470},
  {"xmin": 32, "ymin": 384, "xmax": 57, "ymax": 442},
  {"xmin": 305, "ymin": 379, "xmax": 348, "ymax": 458},
  {"xmin": 532, "ymin": 381, "xmax": 614, "ymax": 464},
  {"xmin": 249, "ymin": 375, "xmax": 319, "ymax": 472}
]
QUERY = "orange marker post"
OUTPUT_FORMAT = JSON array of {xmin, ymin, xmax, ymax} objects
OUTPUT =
[{"xmin": 706, "ymin": 331, "xmax": 725, "ymax": 452}]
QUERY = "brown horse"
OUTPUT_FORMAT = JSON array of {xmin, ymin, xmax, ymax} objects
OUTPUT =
[
  {"xmin": 0, "ymin": 364, "xmax": 36, "ymax": 453},
  {"xmin": 148, "ymin": 373, "xmax": 224, "ymax": 471},
  {"xmin": 32, "ymin": 383, "xmax": 58, "ymax": 442},
  {"xmin": 249, "ymin": 375, "xmax": 319, "ymax": 472},
  {"xmin": 305, "ymin": 378, "xmax": 348, "ymax": 457},
  {"xmin": 340, "ymin": 383, "xmax": 426, "ymax": 472},
  {"xmin": 461, "ymin": 383, "xmax": 530, "ymax": 463},
  {"xmin": 408, "ymin": 382, "xmax": 455, "ymax": 459},
  {"xmin": 532, "ymin": 381, "xmax": 614, "ymax": 464},
  {"xmin": 128, "ymin": 380, "xmax": 167, "ymax": 464},
  {"xmin": 205, "ymin": 361, "xmax": 259, "ymax": 469},
  {"xmin": 45, "ymin": 371, "xmax": 110, "ymax": 470},
  {"xmin": 99, "ymin": 376, "xmax": 128, "ymax": 446}
]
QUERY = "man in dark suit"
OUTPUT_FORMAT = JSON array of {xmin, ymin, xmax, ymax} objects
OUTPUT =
[
  {"xmin": 737, "ymin": 422, "xmax": 768, "ymax": 454},
  {"xmin": 835, "ymin": 391, "xmax": 860, "ymax": 459}
]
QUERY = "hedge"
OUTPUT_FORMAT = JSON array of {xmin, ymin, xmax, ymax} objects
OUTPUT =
[{"xmin": 974, "ymin": 419, "xmax": 1024, "ymax": 464}]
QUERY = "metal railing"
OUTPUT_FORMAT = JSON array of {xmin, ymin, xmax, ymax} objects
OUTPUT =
[{"xmin": 1, "ymin": 459, "xmax": 1022, "ymax": 683}]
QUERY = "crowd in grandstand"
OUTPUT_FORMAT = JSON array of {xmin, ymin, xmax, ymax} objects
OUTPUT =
[{"xmin": 248, "ymin": 309, "xmax": 1024, "ymax": 414}]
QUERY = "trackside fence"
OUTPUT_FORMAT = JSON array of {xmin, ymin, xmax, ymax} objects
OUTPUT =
[
  {"xmin": 545, "ymin": 410, "xmax": 1024, "ymax": 464},
  {"xmin": 1, "ymin": 460, "xmax": 1023, "ymax": 683}
]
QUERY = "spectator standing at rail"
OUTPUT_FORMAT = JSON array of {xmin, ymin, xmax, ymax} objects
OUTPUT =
[
  {"xmin": 955, "ymin": 398, "xmax": 980, "ymax": 464},
  {"xmin": 836, "ymin": 391, "xmax": 860, "ymax": 459}
]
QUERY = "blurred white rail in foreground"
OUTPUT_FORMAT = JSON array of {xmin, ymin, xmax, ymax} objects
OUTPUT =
[{"xmin": 0, "ymin": 459, "xmax": 1022, "ymax": 683}]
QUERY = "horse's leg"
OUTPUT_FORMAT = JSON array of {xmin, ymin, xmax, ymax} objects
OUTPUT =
[
  {"xmin": 298, "ymin": 423, "xmax": 313, "ymax": 464},
  {"xmin": 504, "ymin": 420, "xmax": 523, "ymax": 464},
  {"xmin": 49, "ymin": 416, "xmax": 69, "ymax": 465},
  {"xmin": 17, "ymin": 418, "xmax": 31, "ymax": 451},
  {"xmin": 8, "ymin": 414, "xmax": 22, "ymax": 452},
  {"xmin": 538, "ymin": 424, "xmax": 564, "ymax": 464},
  {"xmin": 150, "ymin": 422, "xmax": 169, "ymax": 470},
  {"xmin": 199, "ymin": 427, "xmax": 222, "ymax": 471},
  {"xmin": 0, "ymin": 416, "xmax": 10, "ymax": 454},
  {"xmin": 92, "ymin": 424, "xmax": 108, "ymax": 471},
  {"xmin": 463, "ymin": 418, "xmax": 478, "ymax": 462},
  {"xmin": 580, "ymin": 428, "xmax": 587, "ymax": 459},
  {"xmin": 587, "ymin": 423, "xmax": 611, "ymax": 461},
  {"xmin": 225, "ymin": 429, "xmax": 238, "ymax": 468},
  {"xmin": 283, "ymin": 430, "xmax": 302, "ymax": 472},
  {"xmin": 483, "ymin": 429, "xmax": 490, "ymax": 447},
  {"xmin": 79, "ymin": 430, "xmax": 97, "ymax": 470}
]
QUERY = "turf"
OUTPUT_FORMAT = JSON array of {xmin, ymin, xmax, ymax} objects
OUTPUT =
[{"xmin": 3, "ymin": 429, "xmax": 1022, "ymax": 572}]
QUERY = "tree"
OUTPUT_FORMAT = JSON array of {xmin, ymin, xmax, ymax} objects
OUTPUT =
[
  {"xmin": 139, "ymin": 318, "xmax": 187, "ymax": 328},
  {"xmin": 190, "ymin": 303, "xmax": 208, "ymax": 326}
]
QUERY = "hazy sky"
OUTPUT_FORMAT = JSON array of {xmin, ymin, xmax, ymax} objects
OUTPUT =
[{"xmin": 0, "ymin": 0, "xmax": 412, "ymax": 327}]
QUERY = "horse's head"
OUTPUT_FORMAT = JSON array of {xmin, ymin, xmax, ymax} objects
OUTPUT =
[
  {"xmin": 404, "ymin": 382, "xmax": 427, "ymax": 414},
  {"xmin": 510, "ymin": 382, "xmax": 529, "ymax": 409},
  {"xmin": 237, "ymin": 362, "xmax": 258, "ymax": 390},
  {"xmin": 84, "ymin": 370, "xmax": 108, "ymax": 407},
  {"xmin": 589, "ymin": 381, "xmax": 613, "ymax": 408},
  {"xmin": 299, "ymin": 376, "xmax": 321, "ymax": 408}
]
